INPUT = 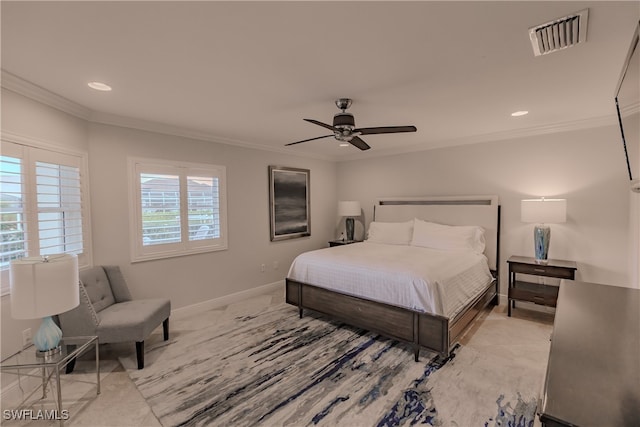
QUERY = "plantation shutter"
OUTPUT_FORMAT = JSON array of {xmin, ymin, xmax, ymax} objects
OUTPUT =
[
  {"xmin": 36, "ymin": 160, "xmax": 83, "ymax": 255},
  {"xmin": 140, "ymin": 173, "xmax": 181, "ymax": 246},
  {"xmin": 32, "ymin": 149, "xmax": 85, "ymax": 258},
  {"xmin": 1, "ymin": 140, "xmax": 89, "ymax": 294},
  {"xmin": 0, "ymin": 143, "xmax": 27, "ymax": 272},
  {"xmin": 130, "ymin": 158, "xmax": 227, "ymax": 262}
]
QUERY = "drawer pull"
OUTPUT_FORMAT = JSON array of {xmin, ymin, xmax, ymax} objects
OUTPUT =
[{"xmin": 534, "ymin": 268, "xmax": 546, "ymax": 273}]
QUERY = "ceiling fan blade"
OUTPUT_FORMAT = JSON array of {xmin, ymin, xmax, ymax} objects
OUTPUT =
[
  {"xmin": 349, "ymin": 136, "xmax": 371, "ymax": 151},
  {"xmin": 354, "ymin": 125, "xmax": 417, "ymax": 135},
  {"xmin": 285, "ymin": 134, "xmax": 334, "ymax": 146},
  {"xmin": 304, "ymin": 118, "xmax": 335, "ymax": 131}
]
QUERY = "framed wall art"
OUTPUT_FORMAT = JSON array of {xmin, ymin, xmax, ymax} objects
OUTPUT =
[{"xmin": 269, "ymin": 166, "xmax": 310, "ymax": 241}]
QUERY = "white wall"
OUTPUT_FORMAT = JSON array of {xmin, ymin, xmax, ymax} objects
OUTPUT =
[
  {"xmin": 627, "ymin": 111, "xmax": 640, "ymax": 288},
  {"xmin": 337, "ymin": 124, "xmax": 632, "ymax": 296},
  {"xmin": 1, "ymin": 88, "xmax": 90, "ymax": 362},
  {"xmin": 1, "ymin": 85, "xmax": 635, "ymax": 370},
  {"xmin": 87, "ymin": 123, "xmax": 337, "ymax": 308},
  {"xmin": 0, "ymin": 89, "xmax": 337, "ymax": 364}
]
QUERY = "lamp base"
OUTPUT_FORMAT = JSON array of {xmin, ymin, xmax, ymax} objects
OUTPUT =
[
  {"xmin": 36, "ymin": 345, "xmax": 62, "ymax": 359},
  {"xmin": 534, "ymin": 224, "xmax": 551, "ymax": 263},
  {"xmin": 33, "ymin": 316, "xmax": 63, "ymax": 355},
  {"xmin": 345, "ymin": 217, "xmax": 355, "ymax": 241}
]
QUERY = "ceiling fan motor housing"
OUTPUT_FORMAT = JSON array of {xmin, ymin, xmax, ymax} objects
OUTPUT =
[
  {"xmin": 333, "ymin": 112, "xmax": 355, "ymax": 129},
  {"xmin": 333, "ymin": 112, "xmax": 355, "ymax": 140}
]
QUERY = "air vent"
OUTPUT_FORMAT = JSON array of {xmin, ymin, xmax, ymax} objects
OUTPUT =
[{"xmin": 529, "ymin": 9, "xmax": 589, "ymax": 56}]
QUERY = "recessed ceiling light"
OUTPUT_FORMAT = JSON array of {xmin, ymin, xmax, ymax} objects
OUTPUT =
[
  {"xmin": 88, "ymin": 82, "xmax": 112, "ymax": 91},
  {"xmin": 511, "ymin": 110, "xmax": 529, "ymax": 117}
]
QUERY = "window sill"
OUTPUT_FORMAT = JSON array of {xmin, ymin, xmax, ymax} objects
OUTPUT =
[{"xmin": 130, "ymin": 244, "xmax": 228, "ymax": 263}]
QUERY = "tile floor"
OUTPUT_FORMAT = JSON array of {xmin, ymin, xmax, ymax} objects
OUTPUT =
[{"xmin": 0, "ymin": 287, "xmax": 553, "ymax": 427}]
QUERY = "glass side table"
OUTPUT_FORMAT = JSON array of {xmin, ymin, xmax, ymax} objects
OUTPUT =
[{"xmin": 0, "ymin": 336, "xmax": 100, "ymax": 427}]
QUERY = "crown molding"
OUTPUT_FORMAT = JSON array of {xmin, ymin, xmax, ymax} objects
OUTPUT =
[
  {"xmin": 3, "ymin": 70, "xmax": 621, "ymax": 163},
  {"xmin": 1, "ymin": 70, "xmax": 91, "ymax": 120},
  {"xmin": 89, "ymin": 111, "xmax": 334, "ymax": 162},
  {"xmin": 337, "ymin": 113, "xmax": 619, "ymax": 162}
]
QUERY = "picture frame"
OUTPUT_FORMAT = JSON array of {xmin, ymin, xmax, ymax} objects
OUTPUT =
[{"xmin": 269, "ymin": 166, "xmax": 310, "ymax": 241}]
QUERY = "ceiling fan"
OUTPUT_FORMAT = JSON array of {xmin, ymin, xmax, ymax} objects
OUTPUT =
[{"xmin": 285, "ymin": 98, "xmax": 417, "ymax": 151}]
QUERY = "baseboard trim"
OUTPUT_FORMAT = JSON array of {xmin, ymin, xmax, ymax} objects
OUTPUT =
[
  {"xmin": 499, "ymin": 293, "xmax": 507, "ymax": 305},
  {"xmin": 171, "ymin": 280, "xmax": 284, "ymax": 319}
]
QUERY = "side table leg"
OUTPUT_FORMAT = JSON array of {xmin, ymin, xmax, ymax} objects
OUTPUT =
[
  {"xmin": 42, "ymin": 367, "xmax": 47, "ymax": 398},
  {"xmin": 95, "ymin": 340, "xmax": 101, "ymax": 395},
  {"xmin": 55, "ymin": 368, "xmax": 64, "ymax": 427}
]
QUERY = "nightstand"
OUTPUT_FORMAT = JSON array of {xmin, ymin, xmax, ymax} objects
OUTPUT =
[
  {"xmin": 507, "ymin": 255, "xmax": 577, "ymax": 317},
  {"xmin": 328, "ymin": 239, "xmax": 362, "ymax": 247}
]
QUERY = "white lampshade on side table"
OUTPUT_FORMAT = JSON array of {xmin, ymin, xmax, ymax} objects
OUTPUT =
[
  {"xmin": 521, "ymin": 198, "xmax": 566, "ymax": 263},
  {"xmin": 10, "ymin": 254, "xmax": 79, "ymax": 357},
  {"xmin": 338, "ymin": 201, "xmax": 361, "ymax": 241}
]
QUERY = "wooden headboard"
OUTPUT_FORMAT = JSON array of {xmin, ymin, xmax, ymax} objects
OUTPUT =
[{"xmin": 373, "ymin": 195, "xmax": 500, "ymax": 272}]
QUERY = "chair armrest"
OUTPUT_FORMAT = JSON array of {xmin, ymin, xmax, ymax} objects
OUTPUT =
[{"xmin": 104, "ymin": 266, "xmax": 132, "ymax": 303}]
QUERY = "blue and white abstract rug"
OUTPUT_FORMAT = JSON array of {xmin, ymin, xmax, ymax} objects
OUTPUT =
[{"xmin": 123, "ymin": 304, "xmax": 541, "ymax": 426}]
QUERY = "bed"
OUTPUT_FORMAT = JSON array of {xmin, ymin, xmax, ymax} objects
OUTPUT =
[{"xmin": 285, "ymin": 195, "xmax": 501, "ymax": 361}]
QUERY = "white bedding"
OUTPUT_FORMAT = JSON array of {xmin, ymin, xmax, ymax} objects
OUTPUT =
[{"xmin": 287, "ymin": 242, "xmax": 494, "ymax": 318}]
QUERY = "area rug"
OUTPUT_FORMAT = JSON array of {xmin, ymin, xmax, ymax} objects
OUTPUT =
[{"xmin": 122, "ymin": 304, "xmax": 541, "ymax": 426}]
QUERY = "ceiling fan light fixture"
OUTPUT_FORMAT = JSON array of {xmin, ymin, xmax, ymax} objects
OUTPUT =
[{"xmin": 339, "ymin": 143, "xmax": 350, "ymax": 147}]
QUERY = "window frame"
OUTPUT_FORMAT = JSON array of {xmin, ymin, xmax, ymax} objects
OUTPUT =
[
  {"xmin": 1, "ymin": 138, "xmax": 92, "ymax": 295},
  {"xmin": 128, "ymin": 157, "xmax": 228, "ymax": 263}
]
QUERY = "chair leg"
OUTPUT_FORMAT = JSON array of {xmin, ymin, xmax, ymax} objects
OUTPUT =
[
  {"xmin": 163, "ymin": 318, "xmax": 169, "ymax": 341},
  {"xmin": 136, "ymin": 341, "xmax": 144, "ymax": 369}
]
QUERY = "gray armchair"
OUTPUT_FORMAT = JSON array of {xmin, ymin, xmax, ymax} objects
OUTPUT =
[{"xmin": 59, "ymin": 265, "xmax": 171, "ymax": 369}]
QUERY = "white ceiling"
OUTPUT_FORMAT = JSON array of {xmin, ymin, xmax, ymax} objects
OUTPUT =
[{"xmin": 2, "ymin": 1, "xmax": 639, "ymax": 161}]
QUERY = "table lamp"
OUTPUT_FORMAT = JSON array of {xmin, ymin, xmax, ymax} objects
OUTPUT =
[
  {"xmin": 10, "ymin": 254, "xmax": 79, "ymax": 357},
  {"xmin": 338, "ymin": 201, "xmax": 361, "ymax": 241},
  {"xmin": 521, "ymin": 198, "xmax": 567, "ymax": 263}
]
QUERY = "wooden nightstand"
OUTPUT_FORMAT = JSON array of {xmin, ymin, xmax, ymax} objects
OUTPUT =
[
  {"xmin": 507, "ymin": 255, "xmax": 577, "ymax": 317},
  {"xmin": 328, "ymin": 239, "xmax": 362, "ymax": 247}
]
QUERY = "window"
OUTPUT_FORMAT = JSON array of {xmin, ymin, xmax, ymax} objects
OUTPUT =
[
  {"xmin": 0, "ymin": 140, "xmax": 91, "ymax": 294},
  {"xmin": 129, "ymin": 157, "xmax": 227, "ymax": 262}
]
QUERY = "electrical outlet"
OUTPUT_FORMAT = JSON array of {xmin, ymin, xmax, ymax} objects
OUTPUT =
[
  {"xmin": 260, "ymin": 264, "xmax": 266, "ymax": 272},
  {"xmin": 22, "ymin": 328, "xmax": 32, "ymax": 348}
]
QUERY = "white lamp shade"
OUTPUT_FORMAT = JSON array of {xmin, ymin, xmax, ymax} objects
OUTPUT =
[
  {"xmin": 9, "ymin": 254, "xmax": 79, "ymax": 319},
  {"xmin": 338, "ymin": 201, "xmax": 361, "ymax": 217},
  {"xmin": 521, "ymin": 199, "xmax": 567, "ymax": 224}
]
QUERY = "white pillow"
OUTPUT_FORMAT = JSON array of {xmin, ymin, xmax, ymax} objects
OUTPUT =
[
  {"xmin": 411, "ymin": 218, "xmax": 485, "ymax": 254},
  {"xmin": 366, "ymin": 220, "xmax": 414, "ymax": 245}
]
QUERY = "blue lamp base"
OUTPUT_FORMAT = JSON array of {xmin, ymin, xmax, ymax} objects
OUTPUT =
[
  {"xmin": 534, "ymin": 224, "xmax": 551, "ymax": 264},
  {"xmin": 33, "ymin": 316, "xmax": 63, "ymax": 358}
]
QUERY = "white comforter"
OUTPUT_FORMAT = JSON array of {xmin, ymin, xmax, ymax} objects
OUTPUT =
[{"xmin": 287, "ymin": 242, "xmax": 493, "ymax": 318}]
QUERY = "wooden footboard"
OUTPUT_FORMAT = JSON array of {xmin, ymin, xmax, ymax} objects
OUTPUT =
[{"xmin": 286, "ymin": 278, "xmax": 497, "ymax": 360}]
